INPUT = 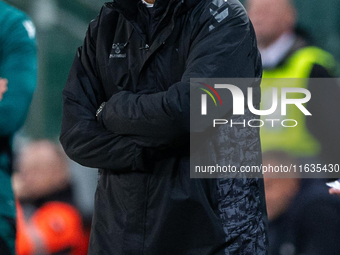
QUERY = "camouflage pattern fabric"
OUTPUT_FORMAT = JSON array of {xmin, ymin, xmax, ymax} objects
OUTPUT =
[{"xmin": 215, "ymin": 107, "xmax": 267, "ymax": 254}]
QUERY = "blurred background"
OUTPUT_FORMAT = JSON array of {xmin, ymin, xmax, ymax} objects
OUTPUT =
[
  {"xmin": 5, "ymin": 0, "xmax": 108, "ymax": 234},
  {"xmin": 6, "ymin": 0, "xmax": 105, "ymax": 139}
]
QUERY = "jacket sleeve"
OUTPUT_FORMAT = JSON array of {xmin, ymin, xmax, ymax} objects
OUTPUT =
[
  {"xmin": 0, "ymin": 13, "xmax": 37, "ymax": 136},
  {"xmin": 100, "ymin": 3, "xmax": 261, "ymax": 146},
  {"xmin": 59, "ymin": 17, "xmax": 148, "ymax": 171}
]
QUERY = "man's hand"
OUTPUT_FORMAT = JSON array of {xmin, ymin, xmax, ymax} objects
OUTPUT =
[
  {"xmin": 0, "ymin": 78, "xmax": 8, "ymax": 101},
  {"xmin": 329, "ymin": 188, "xmax": 340, "ymax": 196}
]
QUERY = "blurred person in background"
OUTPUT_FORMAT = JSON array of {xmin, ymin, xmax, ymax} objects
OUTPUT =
[
  {"xmin": 13, "ymin": 140, "xmax": 88, "ymax": 255},
  {"xmin": 0, "ymin": 2, "xmax": 37, "ymax": 254},
  {"xmin": 247, "ymin": 0, "xmax": 340, "ymax": 164},
  {"xmin": 263, "ymin": 151, "xmax": 340, "ymax": 255}
]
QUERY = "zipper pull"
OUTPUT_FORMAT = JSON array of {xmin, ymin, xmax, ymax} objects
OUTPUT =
[{"xmin": 139, "ymin": 44, "xmax": 150, "ymax": 50}]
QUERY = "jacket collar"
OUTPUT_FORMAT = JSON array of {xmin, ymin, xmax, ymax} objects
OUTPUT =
[
  {"xmin": 183, "ymin": 0, "xmax": 202, "ymax": 9},
  {"xmin": 105, "ymin": 0, "xmax": 201, "ymax": 20}
]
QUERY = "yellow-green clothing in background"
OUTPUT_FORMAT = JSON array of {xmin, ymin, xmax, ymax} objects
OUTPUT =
[{"xmin": 260, "ymin": 36, "xmax": 340, "ymax": 163}]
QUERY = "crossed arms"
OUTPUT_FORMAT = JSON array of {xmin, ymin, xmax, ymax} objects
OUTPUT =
[{"xmin": 60, "ymin": 7, "xmax": 259, "ymax": 172}]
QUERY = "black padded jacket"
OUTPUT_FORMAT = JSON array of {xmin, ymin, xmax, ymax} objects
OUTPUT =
[{"xmin": 60, "ymin": 0, "xmax": 267, "ymax": 254}]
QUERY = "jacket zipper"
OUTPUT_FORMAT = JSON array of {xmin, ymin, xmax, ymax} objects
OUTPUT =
[{"xmin": 138, "ymin": 2, "xmax": 183, "ymax": 74}]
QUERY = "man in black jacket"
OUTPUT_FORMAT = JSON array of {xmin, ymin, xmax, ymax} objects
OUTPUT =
[{"xmin": 60, "ymin": 0, "xmax": 267, "ymax": 254}]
